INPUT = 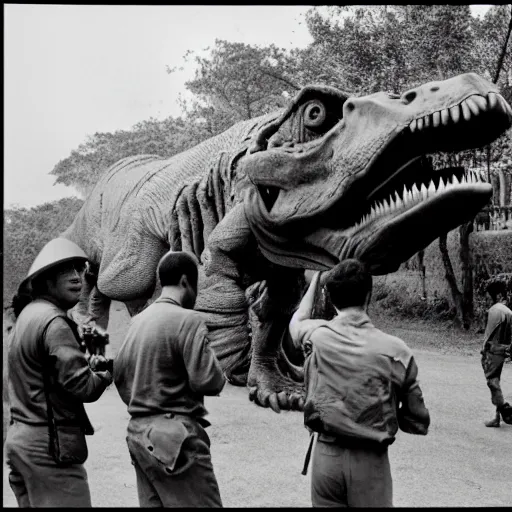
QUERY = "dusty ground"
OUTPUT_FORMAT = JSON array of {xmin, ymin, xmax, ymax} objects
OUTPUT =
[{"xmin": 3, "ymin": 302, "xmax": 512, "ymax": 507}]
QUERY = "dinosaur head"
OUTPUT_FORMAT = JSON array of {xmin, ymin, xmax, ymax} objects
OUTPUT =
[{"xmin": 240, "ymin": 73, "xmax": 511, "ymax": 274}]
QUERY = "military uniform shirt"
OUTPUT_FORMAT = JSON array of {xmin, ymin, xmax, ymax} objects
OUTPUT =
[{"xmin": 114, "ymin": 298, "xmax": 225, "ymax": 419}]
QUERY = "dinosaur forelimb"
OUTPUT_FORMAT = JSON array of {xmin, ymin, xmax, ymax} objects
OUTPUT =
[
  {"xmin": 69, "ymin": 268, "xmax": 111, "ymax": 343},
  {"xmin": 245, "ymin": 270, "xmax": 306, "ymax": 413}
]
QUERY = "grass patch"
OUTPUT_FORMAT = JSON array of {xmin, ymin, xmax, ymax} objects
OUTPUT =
[{"xmin": 371, "ymin": 308, "xmax": 483, "ymax": 357}]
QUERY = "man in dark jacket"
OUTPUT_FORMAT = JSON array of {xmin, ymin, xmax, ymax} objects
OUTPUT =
[
  {"xmin": 114, "ymin": 250, "xmax": 226, "ymax": 507},
  {"xmin": 481, "ymin": 274, "xmax": 512, "ymax": 427},
  {"xmin": 290, "ymin": 259, "xmax": 430, "ymax": 507},
  {"xmin": 5, "ymin": 238, "xmax": 113, "ymax": 508}
]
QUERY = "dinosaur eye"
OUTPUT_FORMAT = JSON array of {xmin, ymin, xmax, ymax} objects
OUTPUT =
[{"xmin": 303, "ymin": 100, "xmax": 327, "ymax": 128}]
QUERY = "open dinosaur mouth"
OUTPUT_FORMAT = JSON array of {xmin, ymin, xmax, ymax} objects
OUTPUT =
[
  {"xmin": 333, "ymin": 91, "xmax": 511, "ymax": 272},
  {"xmin": 347, "ymin": 91, "xmax": 510, "ymax": 226},
  {"xmin": 247, "ymin": 88, "xmax": 511, "ymax": 272}
]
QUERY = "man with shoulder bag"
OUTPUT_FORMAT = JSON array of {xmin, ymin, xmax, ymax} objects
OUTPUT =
[
  {"xmin": 290, "ymin": 259, "xmax": 430, "ymax": 507},
  {"xmin": 5, "ymin": 238, "xmax": 113, "ymax": 507},
  {"xmin": 114, "ymin": 250, "xmax": 226, "ymax": 507}
]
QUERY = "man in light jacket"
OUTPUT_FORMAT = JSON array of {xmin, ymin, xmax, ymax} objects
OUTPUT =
[{"xmin": 290, "ymin": 259, "xmax": 430, "ymax": 507}]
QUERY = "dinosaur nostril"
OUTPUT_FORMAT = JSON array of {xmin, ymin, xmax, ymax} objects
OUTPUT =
[
  {"xmin": 430, "ymin": 86, "xmax": 440, "ymax": 92},
  {"xmin": 403, "ymin": 91, "xmax": 417, "ymax": 104}
]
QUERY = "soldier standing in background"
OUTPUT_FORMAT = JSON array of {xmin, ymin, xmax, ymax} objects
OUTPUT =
[{"xmin": 481, "ymin": 274, "xmax": 512, "ymax": 427}]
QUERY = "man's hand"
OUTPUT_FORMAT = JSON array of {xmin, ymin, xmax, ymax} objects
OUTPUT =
[
  {"xmin": 89, "ymin": 354, "xmax": 114, "ymax": 373},
  {"xmin": 95, "ymin": 369, "xmax": 114, "ymax": 386},
  {"xmin": 289, "ymin": 271, "xmax": 322, "ymax": 350}
]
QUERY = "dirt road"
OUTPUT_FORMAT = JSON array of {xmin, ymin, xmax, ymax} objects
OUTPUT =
[{"xmin": 3, "ymin": 305, "xmax": 511, "ymax": 506}]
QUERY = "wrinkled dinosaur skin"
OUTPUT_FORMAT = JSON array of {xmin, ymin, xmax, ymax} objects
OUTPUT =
[{"xmin": 62, "ymin": 73, "xmax": 512, "ymax": 413}]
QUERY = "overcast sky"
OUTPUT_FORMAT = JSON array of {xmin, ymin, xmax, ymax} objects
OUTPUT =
[{"xmin": 4, "ymin": 4, "xmax": 492, "ymax": 208}]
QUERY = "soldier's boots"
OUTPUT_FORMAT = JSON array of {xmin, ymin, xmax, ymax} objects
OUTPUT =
[
  {"xmin": 499, "ymin": 402, "xmax": 512, "ymax": 425},
  {"xmin": 485, "ymin": 403, "xmax": 512, "ymax": 427},
  {"xmin": 484, "ymin": 409, "xmax": 501, "ymax": 428}
]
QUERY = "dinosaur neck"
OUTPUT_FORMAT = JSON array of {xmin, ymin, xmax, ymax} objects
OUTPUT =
[{"xmin": 162, "ymin": 114, "xmax": 278, "ymax": 259}]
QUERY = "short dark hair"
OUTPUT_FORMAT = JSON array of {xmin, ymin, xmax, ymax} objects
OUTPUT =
[
  {"xmin": 324, "ymin": 259, "xmax": 372, "ymax": 310},
  {"xmin": 485, "ymin": 273, "xmax": 512, "ymax": 303},
  {"xmin": 157, "ymin": 251, "xmax": 199, "ymax": 289}
]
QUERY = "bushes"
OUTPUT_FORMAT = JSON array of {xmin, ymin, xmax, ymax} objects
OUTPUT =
[
  {"xmin": 374, "ymin": 229, "xmax": 512, "ymax": 328},
  {"xmin": 373, "ymin": 271, "xmax": 456, "ymax": 322}
]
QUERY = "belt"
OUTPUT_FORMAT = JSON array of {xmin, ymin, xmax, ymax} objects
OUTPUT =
[
  {"xmin": 131, "ymin": 412, "xmax": 211, "ymax": 429},
  {"xmin": 319, "ymin": 433, "xmax": 393, "ymax": 450},
  {"xmin": 10, "ymin": 418, "xmax": 83, "ymax": 427}
]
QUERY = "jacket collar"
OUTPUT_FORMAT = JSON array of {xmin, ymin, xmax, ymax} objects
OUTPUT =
[{"xmin": 332, "ymin": 307, "xmax": 372, "ymax": 327}]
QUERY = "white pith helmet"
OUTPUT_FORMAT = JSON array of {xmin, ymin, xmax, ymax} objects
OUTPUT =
[{"xmin": 22, "ymin": 238, "xmax": 88, "ymax": 288}]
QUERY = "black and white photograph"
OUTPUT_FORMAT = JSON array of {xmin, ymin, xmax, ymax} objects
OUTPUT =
[{"xmin": 4, "ymin": 4, "xmax": 512, "ymax": 507}]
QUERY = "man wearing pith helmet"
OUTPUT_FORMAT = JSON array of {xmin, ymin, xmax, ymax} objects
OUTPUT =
[{"xmin": 5, "ymin": 238, "xmax": 113, "ymax": 507}]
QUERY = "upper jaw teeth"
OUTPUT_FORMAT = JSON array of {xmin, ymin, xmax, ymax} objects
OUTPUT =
[
  {"xmin": 409, "ymin": 92, "xmax": 512, "ymax": 132},
  {"xmin": 354, "ymin": 170, "xmax": 488, "ymax": 229}
]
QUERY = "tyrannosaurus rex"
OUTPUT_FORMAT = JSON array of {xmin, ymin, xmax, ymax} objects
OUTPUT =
[{"xmin": 62, "ymin": 72, "xmax": 512, "ymax": 413}]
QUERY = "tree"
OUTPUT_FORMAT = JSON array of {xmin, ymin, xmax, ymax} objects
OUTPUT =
[
  {"xmin": 303, "ymin": 5, "xmax": 478, "ymax": 93},
  {"xmin": 171, "ymin": 39, "xmax": 303, "ymax": 133},
  {"xmin": 50, "ymin": 116, "xmax": 210, "ymax": 197}
]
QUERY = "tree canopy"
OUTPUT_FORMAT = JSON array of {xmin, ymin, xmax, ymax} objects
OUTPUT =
[{"xmin": 48, "ymin": 5, "xmax": 511, "ymax": 198}]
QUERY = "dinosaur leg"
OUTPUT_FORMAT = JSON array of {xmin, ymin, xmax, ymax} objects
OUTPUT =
[
  {"xmin": 246, "ymin": 268, "xmax": 307, "ymax": 413},
  {"xmin": 69, "ymin": 266, "xmax": 111, "ymax": 337},
  {"xmin": 195, "ymin": 204, "xmax": 261, "ymax": 384}
]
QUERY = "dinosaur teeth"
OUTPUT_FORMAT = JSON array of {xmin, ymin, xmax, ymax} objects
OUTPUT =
[
  {"xmin": 472, "ymin": 95, "xmax": 488, "ymax": 112},
  {"xmin": 441, "ymin": 108, "xmax": 450, "ymax": 125},
  {"xmin": 411, "ymin": 183, "xmax": 420, "ymax": 201},
  {"xmin": 460, "ymin": 100, "xmax": 472, "ymax": 121},
  {"xmin": 487, "ymin": 92, "xmax": 498, "ymax": 109},
  {"xmin": 432, "ymin": 111, "xmax": 441, "ymax": 127},
  {"xmin": 417, "ymin": 117, "xmax": 424, "ymax": 131},
  {"xmin": 466, "ymin": 97, "xmax": 481, "ymax": 116},
  {"xmin": 427, "ymin": 181, "xmax": 436, "ymax": 196},
  {"xmin": 402, "ymin": 185, "xmax": 408, "ymax": 202},
  {"xmin": 409, "ymin": 119, "xmax": 418, "ymax": 132},
  {"xmin": 449, "ymin": 105, "xmax": 460, "ymax": 123}
]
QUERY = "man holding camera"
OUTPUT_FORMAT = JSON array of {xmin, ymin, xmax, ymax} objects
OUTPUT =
[{"xmin": 5, "ymin": 238, "xmax": 113, "ymax": 507}]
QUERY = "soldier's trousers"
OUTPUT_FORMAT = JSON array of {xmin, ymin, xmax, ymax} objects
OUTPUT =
[
  {"xmin": 126, "ymin": 413, "xmax": 222, "ymax": 507},
  {"xmin": 4, "ymin": 420, "xmax": 92, "ymax": 507},
  {"xmin": 311, "ymin": 438, "xmax": 392, "ymax": 507},
  {"xmin": 481, "ymin": 350, "xmax": 506, "ymax": 407}
]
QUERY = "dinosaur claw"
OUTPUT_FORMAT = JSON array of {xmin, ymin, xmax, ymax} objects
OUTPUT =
[
  {"xmin": 288, "ymin": 394, "xmax": 300, "ymax": 410},
  {"xmin": 248, "ymin": 386, "xmax": 258, "ymax": 401},
  {"xmin": 257, "ymin": 390, "xmax": 270, "ymax": 407},
  {"xmin": 297, "ymin": 397, "xmax": 305, "ymax": 411},
  {"xmin": 268, "ymin": 394, "xmax": 281, "ymax": 414},
  {"xmin": 277, "ymin": 391, "xmax": 289, "ymax": 409}
]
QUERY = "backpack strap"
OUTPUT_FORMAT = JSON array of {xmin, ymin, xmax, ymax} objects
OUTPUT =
[{"xmin": 301, "ymin": 431, "xmax": 316, "ymax": 476}]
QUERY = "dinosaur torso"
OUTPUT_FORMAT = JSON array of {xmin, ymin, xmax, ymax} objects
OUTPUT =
[{"xmin": 63, "ymin": 73, "xmax": 511, "ymax": 412}]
